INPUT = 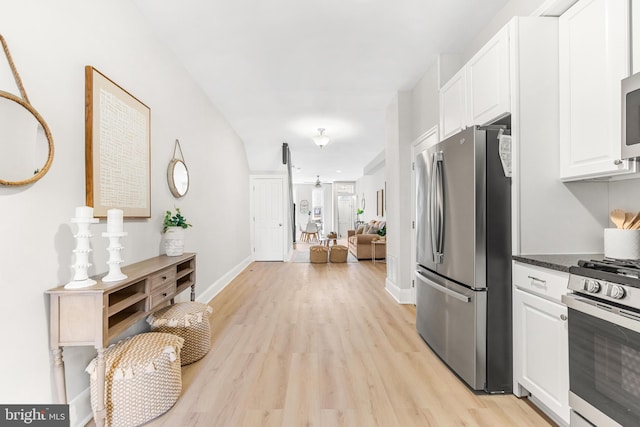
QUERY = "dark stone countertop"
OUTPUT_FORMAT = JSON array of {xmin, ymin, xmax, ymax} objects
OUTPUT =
[{"xmin": 512, "ymin": 254, "xmax": 604, "ymax": 273}]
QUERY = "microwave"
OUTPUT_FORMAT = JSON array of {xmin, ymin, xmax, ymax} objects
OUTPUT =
[{"xmin": 622, "ymin": 72, "xmax": 640, "ymax": 159}]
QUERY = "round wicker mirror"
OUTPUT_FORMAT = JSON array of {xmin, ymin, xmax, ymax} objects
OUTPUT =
[{"xmin": 0, "ymin": 35, "xmax": 54, "ymax": 186}]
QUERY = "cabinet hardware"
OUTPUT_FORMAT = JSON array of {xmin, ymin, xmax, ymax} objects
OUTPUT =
[
  {"xmin": 527, "ymin": 275, "xmax": 547, "ymax": 287},
  {"xmin": 614, "ymin": 159, "xmax": 623, "ymax": 165},
  {"xmin": 162, "ymin": 292, "xmax": 168, "ymax": 297},
  {"xmin": 560, "ymin": 314, "xmax": 568, "ymax": 321}
]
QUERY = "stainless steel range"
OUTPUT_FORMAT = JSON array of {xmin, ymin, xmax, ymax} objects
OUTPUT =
[{"xmin": 563, "ymin": 259, "xmax": 640, "ymax": 427}]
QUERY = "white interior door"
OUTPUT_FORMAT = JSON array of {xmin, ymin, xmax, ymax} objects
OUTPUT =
[
  {"xmin": 337, "ymin": 195, "xmax": 354, "ymax": 238},
  {"xmin": 253, "ymin": 177, "xmax": 285, "ymax": 261}
]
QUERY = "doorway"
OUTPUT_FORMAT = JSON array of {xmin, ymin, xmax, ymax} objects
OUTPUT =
[
  {"xmin": 336, "ymin": 195, "xmax": 354, "ymax": 238},
  {"xmin": 251, "ymin": 176, "xmax": 286, "ymax": 261}
]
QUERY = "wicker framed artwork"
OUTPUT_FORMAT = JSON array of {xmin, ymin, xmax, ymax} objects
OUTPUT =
[{"xmin": 85, "ymin": 66, "xmax": 151, "ymax": 218}]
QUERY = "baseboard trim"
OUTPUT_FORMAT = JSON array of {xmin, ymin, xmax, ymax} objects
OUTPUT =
[
  {"xmin": 197, "ymin": 255, "xmax": 253, "ymax": 304},
  {"xmin": 385, "ymin": 278, "xmax": 415, "ymax": 304},
  {"xmin": 69, "ymin": 387, "xmax": 92, "ymax": 427}
]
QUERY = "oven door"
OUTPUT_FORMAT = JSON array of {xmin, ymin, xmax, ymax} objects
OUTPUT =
[{"xmin": 563, "ymin": 294, "xmax": 640, "ymax": 427}]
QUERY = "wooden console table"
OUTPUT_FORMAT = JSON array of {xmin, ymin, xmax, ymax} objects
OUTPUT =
[{"xmin": 46, "ymin": 253, "xmax": 196, "ymax": 427}]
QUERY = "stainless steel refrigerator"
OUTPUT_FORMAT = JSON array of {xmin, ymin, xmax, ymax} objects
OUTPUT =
[{"xmin": 415, "ymin": 124, "xmax": 512, "ymax": 393}]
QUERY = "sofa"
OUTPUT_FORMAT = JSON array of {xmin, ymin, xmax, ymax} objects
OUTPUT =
[{"xmin": 347, "ymin": 220, "xmax": 386, "ymax": 260}]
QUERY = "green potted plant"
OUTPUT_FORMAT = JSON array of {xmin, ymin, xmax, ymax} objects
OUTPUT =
[
  {"xmin": 163, "ymin": 208, "xmax": 192, "ymax": 256},
  {"xmin": 356, "ymin": 208, "xmax": 364, "ymax": 225},
  {"xmin": 377, "ymin": 224, "xmax": 386, "ymax": 241},
  {"xmin": 163, "ymin": 208, "xmax": 192, "ymax": 232}
]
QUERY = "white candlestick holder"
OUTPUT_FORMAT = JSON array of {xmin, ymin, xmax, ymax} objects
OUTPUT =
[
  {"xmin": 102, "ymin": 231, "xmax": 128, "ymax": 282},
  {"xmin": 65, "ymin": 217, "xmax": 99, "ymax": 289}
]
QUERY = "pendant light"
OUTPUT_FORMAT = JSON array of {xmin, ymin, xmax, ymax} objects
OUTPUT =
[{"xmin": 312, "ymin": 128, "xmax": 330, "ymax": 148}]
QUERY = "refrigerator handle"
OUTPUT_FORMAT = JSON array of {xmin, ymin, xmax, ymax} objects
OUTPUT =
[
  {"xmin": 429, "ymin": 152, "xmax": 438, "ymax": 263},
  {"xmin": 434, "ymin": 151, "xmax": 444, "ymax": 264},
  {"xmin": 416, "ymin": 271, "xmax": 470, "ymax": 302}
]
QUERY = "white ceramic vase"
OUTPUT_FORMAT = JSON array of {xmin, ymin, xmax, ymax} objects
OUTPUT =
[
  {"xmin": 164, "ymin": 226, "xmax": 185, "ymax": 256},
  {"xmin": 604, "ymin": 228, "xmax": 640, "ymax": 260}
]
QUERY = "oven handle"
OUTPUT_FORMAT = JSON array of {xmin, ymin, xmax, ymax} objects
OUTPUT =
[{"xmin": 562, "ymin": 293, "xmax": 640, "ymax": 334}]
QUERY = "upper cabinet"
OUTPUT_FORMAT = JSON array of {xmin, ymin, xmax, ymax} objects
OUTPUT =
[
  {"xmin": 559, "ymin": 0, "xmax": 634, "ymax": 180},
  {"xmin": 439, "ymin": 68, "xmax": 467, "ymax": 140},
  {"xmin": 439, "ymin": 25, "xmax": 510, "ymax": 141},
  {"xmin": 466, "ymin": 26, "xmax": 511, "ymax": 127}
]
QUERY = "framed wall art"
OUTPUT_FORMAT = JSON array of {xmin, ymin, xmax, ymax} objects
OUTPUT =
[
  {"xmin": 377, "ymin": 188, "xmax": 385, "ymax": 217},
  {"xmin": 85, "ymin": 66, "xmax": 151, "ymax": 218}
]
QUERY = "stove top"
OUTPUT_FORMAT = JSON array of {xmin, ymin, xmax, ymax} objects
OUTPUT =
[
  {"xmin": 569, "ymin": 258, "xmax": 640, "ymax": 309},
  {"xmin": 577, "ymin": 258, "xmax": 640, "ymax": 278}
]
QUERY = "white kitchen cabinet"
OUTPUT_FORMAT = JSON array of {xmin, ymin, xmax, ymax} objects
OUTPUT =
[
  {"xmin": 559, "ymin": 0, "xmax": 635, "ymax": 180},
  {"xmin": 466, "ymin": 25, "xmax": 510, "ymax": 127},
  {"xmin": 439, "ymin": 25, "xmax": 510, "ymax": 141},
  {"xmin": 513, "ymin": 262, "xmax": 570, "ymax": 426},
  {"xmin": 439, "ymin": 68, "xmax": 468, "ymax": 140}
]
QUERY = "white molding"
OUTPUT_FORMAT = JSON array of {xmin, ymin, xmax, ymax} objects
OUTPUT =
[
  {"xmin": 531, "ymin": 0, "xmax": 578, "ymax": 17},
  {"xmin": 385, "ymin": 277, "xmax": 415, "ymax": 304},
  {"xmin": 69, "ymin": 387, "xmax": 92, "ymax": 427},
  {"xmin": 197, "ymin": 255, "xmax": 253, "ymax": 304},
  {"xmin": 363, "ymin": 150, "xmax": 385, "ymax": 175}
]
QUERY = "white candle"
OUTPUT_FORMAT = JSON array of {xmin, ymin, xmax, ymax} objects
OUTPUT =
[
  {"xmin": 75, "ymin": 206, "xmax": 93, "ymax": 219},
  {"xmin": 107, "ymin": 209, "xmax": 124, "ymax": 233}
]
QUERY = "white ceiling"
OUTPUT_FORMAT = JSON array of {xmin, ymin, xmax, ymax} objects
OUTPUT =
[{"xmin": 133, "ymin": 0, "xmax": 509, "ymax": 184}]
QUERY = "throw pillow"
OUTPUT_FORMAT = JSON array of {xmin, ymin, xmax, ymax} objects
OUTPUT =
[
  {"xmin": 367, "ymin": 226, "xmax": 379, "ymax": 234},
  {"xmin": 356, "ymin": 225, "xmax": 365, "ymax": 234}
]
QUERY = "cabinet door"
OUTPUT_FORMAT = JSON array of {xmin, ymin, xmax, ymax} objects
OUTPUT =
[
  {"xmin": 466, "ymin": 25, "xmax": 510, "ymax": 126},
  {"xmin": 439, "ymin": 68, "xmax": 468, "ymax": 140},
  {"xmin": 559, "ymin": 0, "xmax": 633, "ymax": 180},
  {"xmin": 514, "ymin": 288, "xmax": 569, "ymax": 425}
]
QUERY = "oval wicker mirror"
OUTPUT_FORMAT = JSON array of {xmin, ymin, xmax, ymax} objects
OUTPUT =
[{"xmin": 167, "ymin": 139, "xmax": 189, "ymax": 198}]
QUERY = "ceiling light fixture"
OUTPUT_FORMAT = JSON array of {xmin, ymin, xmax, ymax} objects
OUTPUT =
[
  {"xmin": 312, "ymin": 128, "xmax": 330, "ymax": 148},
  {"xmin": 314, "ymin": 175, "xmax": 322, "ymax": 188}
]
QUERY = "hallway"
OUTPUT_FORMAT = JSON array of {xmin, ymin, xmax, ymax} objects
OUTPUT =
[{"xmin": 141, "ymin": 260, "xmax": 552, "ymax": 426}]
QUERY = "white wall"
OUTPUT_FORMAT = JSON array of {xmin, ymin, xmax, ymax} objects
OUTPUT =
[
  {"xmin": 384, "ymin": 92, "xmax": 414, "ymax": 303},
  {"xmin": 0, "ymin": 1, "xmax": 251, "ymax": 423},
  {"xmin": 356, "ymin": 158, "xmax": 385, "ymax": 224},
  {"xmin": 462, "ymin": 0, "xmax": 550, "ymax": 62},
  {"xmin": 410, "ymin": 64, "xmax": 439, "ymax": 143}
]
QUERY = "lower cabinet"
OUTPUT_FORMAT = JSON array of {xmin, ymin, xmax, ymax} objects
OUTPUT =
[{"xmin": 513, "ymin": 263, "xmax": 570, "ymax": 426}]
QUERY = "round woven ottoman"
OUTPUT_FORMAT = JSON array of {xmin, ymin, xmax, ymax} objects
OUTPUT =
[
  {"xmin": 147, "ymin": 301, "xmax": 213, "ymax": 365},
  {"xmin": 310, "ymin": 245, "xmax": 329, "ymax": 263},
  {"xmin": 85, "ymin": 332, "xmax": 184, "ymax": 427},
  {"xmin": 329, "ymin": 245, "xmax": 348, "ymax": 263}
]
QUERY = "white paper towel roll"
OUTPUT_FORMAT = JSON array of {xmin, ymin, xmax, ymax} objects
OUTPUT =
[{"xmin": 604, "ymin": 228, "xmax": 640, "ymax": 260}]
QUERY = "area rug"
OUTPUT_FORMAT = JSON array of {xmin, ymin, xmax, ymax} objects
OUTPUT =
[{"xmin": 291, "ymin": 249, "xmax": 359, "ymax": 263}]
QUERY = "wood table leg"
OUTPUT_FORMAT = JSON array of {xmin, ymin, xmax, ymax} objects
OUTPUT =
[
  {"xmin": 95, "ymin": 347, "xmax": 106, "ymax": 427},
  {"xmin": 51, "ymin": 348, "xmax": 67, "ymax": 403}
]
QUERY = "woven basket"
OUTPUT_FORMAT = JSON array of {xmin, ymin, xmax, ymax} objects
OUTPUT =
[
  {"xmin": 329, "ymin": 245, "xmax": 348, "ymax": 263},
  {"xmin": 86, "ymin": 332, "xmax": 183, "ymax": 427},
  {"xmin": 310, "ymin": 245, "xmax": 328, "ymax": 263},
  {"xmin": 147, "ymin": 301, "xmax": 213, "ymax": 365}
]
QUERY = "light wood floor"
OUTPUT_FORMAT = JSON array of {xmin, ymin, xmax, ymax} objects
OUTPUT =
[{"xmin": 103, "ymin": 250, "xmax": 556, "ymax": 426}]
